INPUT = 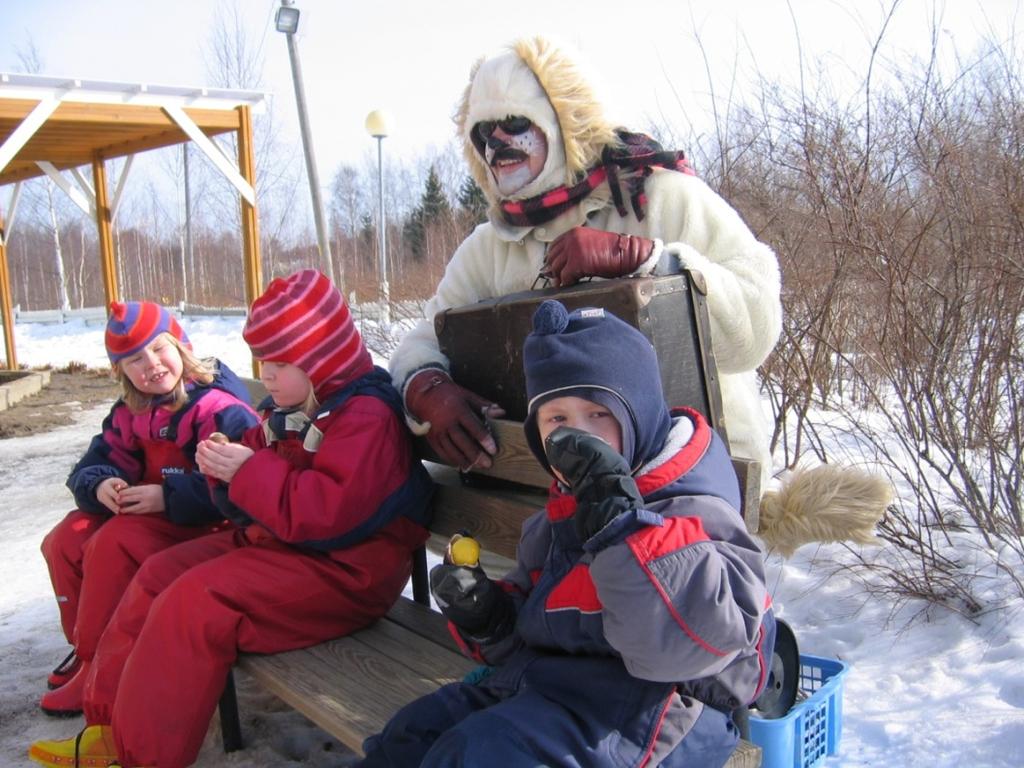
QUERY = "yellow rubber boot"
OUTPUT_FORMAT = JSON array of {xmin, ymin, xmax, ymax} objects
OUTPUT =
[{"xmin": 28, "ymin": 724, "xmax": 118, "ymax": 767}]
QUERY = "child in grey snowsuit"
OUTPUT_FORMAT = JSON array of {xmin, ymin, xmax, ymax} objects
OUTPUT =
[{"xmin": 360, "ymin": 299, "xmax": 776, "ymax": 768}]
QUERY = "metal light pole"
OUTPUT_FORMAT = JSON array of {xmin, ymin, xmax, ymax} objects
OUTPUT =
[
  {"xmin": 275, "ymin": 0, "xmax": 335, "ymax": 284},
  {"xmin": 365, "ymin": 110, "xmax": 391, "ymax": 326}
]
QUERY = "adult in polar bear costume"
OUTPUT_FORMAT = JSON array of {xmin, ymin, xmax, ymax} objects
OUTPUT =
[{"xmin": 391, "ymin": 36, "xmax": 781, "ymax": 487}]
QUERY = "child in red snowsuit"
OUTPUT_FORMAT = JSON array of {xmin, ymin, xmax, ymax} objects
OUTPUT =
[
  {"xmin": 29, "ymin": 269, "xmax": 434, "ymax": 768},
  {"xmin": 38, "ymin": 301, "xmax": 258, "ymax": 716}
]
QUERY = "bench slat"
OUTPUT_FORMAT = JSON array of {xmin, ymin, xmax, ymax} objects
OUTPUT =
[
  {"xmin": 385, "ymin": 596, "xmax": 458, "ymax": 647},
  {"xmin": 238, "ymin": 638, "xmax": 431, "ymax": 752},
  {"xmin": 418, "ymin": 418, "xmax": 546, "ymax": 489},
  {"xmin": 427, "ymin": 465, "xmax": 544, "ymax": 562},
  {"xmin": 729, "ymin": 740, "xmax": 763, "ymax": 768},
  {"xmin": 358, "ymin": 607, "xmax": 476, "ymax": 682},
  {"xmin": 238, "ymin": 617, "xmax": 472, "ymax": 755}
]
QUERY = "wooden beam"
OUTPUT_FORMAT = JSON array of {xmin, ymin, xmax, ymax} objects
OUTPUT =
[
  {"xmin": 109, "ymin": 155, "xmax": 133, "ymax": 222},
  {"xmin": 0, "ymin": 209, "xmax": 16, "ymax": 370},
  {"xmin": 93, "ymin": 126, "xmax": 233, "ymax": 165},
  {"xmin": 1, "ymin": 182, "xmax": 22, "ymax": 246},
  {"xmin": 163, "ymin": 105, "xmax": 254, "ymax": 206},
  {"xmin": 0, "ymin": 100, "xmax": 243, "ymax": 130},
  {"xmin": 0, "ymin": 162, "xmax": 63, "ymax": 185},
  {"xmin": 236, "ymin": 105, "xmax": 262, "ymax": 378},
  {"xmin": 36, "ymin": 161, "xmax": 94, "ymax": 217},
  {"xmin": 0, "ymin": 95, "xmax": 62, "ymax": 175},
  {"xmin": 91, "ymin": 154, "xmax": 118, "ymax": 307}
]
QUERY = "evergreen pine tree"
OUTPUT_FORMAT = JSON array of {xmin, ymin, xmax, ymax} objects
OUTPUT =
[
  {"xmin": 421, "ymin": 165, "xmax": 451, "ymax": 221},
  {"xmin": 457, "ymin": 175, "xmax": 488, "ymax": 225},
  {"xmin": 405, "ymin": 165, "xmax": 452, "ymax": 261},
  {"xmin": 404, "ymin": 206, "xmax": 426, "ymax": 261}
]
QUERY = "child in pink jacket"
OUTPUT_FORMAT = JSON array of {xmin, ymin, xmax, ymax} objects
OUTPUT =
[{"xmin": 39, "ymin": 301, "xmax": 257, "ymax": 716}]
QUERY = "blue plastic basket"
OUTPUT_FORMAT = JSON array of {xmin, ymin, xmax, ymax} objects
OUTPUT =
[{"xmin": 748, "ymin": 654, "xmax": 849, "ymax": 768}]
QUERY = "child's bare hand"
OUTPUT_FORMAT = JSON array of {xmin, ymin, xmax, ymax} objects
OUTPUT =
[
  {"xmin": 97, "ymin": 477, "xmax": 128, "ymax": 514},
  {"xmin": 197, "ymin": 440, "xmax": 254, "ymax": 483},
  {"xmin": 115, "ymin": 484, "xmax": 165, "ymax": 515}
]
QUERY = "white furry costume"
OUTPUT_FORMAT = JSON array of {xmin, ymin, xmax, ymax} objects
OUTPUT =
[{"xmin": 389, "ymin": 37, "xmax": 782, "ymax": 483}]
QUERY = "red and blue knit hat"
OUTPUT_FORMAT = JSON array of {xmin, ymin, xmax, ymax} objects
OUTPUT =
[
  {"xmin": 242, "ymin": 269, "xmax": 372, "ymax": 394},
  {"xmin": 105, "ymin": 301, "xmax": 191, "ymax": 364}
]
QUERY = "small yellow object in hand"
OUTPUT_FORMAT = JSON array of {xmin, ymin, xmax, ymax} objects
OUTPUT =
[
  {"xmin": 208, "ymin": 432, "xmax": 229, "ymax": 445},
  {"xmin": 449, "ymin": 534, "xmax": 480, "ymax": 568}
]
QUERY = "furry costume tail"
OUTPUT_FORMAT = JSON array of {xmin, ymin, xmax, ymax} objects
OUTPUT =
[{"xmin": 758, "ymin": 464, "xmax": 893, "ymax": 558}]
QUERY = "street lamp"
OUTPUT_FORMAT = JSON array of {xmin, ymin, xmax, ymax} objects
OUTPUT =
[
  {"xmin": 365, "ymin": 109, "xmax": 391, "ymax": 326},
  {"xmin": 275, "ymin": 0, "xmax": 335, "ymax": 284}
]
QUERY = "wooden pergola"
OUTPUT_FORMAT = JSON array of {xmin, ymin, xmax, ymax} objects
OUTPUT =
[{"xmin": 0, "ymin": 72, "xmax": 268, "ymax": 373}]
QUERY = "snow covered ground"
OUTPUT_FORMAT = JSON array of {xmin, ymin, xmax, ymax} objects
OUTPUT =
[{"xmin": 2, "ymin": 315, "xmax": 1023, "ymax": 767}]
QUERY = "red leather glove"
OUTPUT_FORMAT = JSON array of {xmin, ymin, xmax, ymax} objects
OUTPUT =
[
  {"xmin": 405, "ymin": 370, "xmax": 505, "ymax": 470},
  {"xmin": 544, "ymin": 227, "xmax": 655, "ymax": 287}
]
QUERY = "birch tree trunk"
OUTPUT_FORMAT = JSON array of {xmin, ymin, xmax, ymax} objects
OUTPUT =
[{"xmin": 45, "ymin": 180, "xmax": 70, "ymax": 312}]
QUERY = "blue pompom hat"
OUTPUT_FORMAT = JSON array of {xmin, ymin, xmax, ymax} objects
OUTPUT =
[{"xmin": 523, "ymin": 300, "xmax": 673, "ymax": 475}]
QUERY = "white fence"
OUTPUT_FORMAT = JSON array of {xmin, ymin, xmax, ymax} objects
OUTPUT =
[
  {"xmin": 14, "ymin": 299, "xmax": 427, "ymax": 327},
  {"xmin": 13, "ymin": 306, "xmax": 109, "ymax": 325}
]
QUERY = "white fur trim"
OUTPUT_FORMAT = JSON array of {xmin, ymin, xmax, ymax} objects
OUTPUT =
[
  {"xmin": 464, "ymin": 51, "xmax": 567, "ymax": 201},
  {"xmin": 632, "ymin": 239, "xmax": 664, "ymax": 276},
  {"xmin": 405, "ymin": 412, "xmax": 432, "ymax": 437},
  {"xmin": 637, "ymin": 416, "xmax": 696, "ymax": 476},
  {"xmin": 399, "ymin": 365, "xmax": 448, "ymax": 437}
]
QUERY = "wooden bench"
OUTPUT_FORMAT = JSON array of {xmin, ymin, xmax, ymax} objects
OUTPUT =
[
  {"xmin": 217, "ymin": 401, "xmax": 763, "ymax": 766},
  {"xmin": 222, "ymin": 272, "xmax": 764, "ymax": 765}
]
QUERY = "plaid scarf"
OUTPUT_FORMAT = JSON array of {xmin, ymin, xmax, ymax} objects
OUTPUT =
[{"xmin": 500, "ymin": 131, "xmax": 694, "ymax": 228}]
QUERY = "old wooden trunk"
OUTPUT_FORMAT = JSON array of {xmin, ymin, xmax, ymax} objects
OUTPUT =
[{"xmin": 435, "ymin": 273, "xmax": 728, "ymax": 444}]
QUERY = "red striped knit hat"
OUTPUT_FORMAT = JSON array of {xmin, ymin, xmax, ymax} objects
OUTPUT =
[
  {"xmin": 105, "ymin": 301, "xmax": 191, "ymax": 364},
  {"xmin": 243, "ymin": 269, "xmax": 372, "ymax": 393}
]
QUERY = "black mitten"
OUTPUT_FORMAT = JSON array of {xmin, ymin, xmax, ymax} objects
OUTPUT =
[
  {"xmin": 429, "ymin": 563, "xmax": 511, "ymax": 637},
  {"xmin": 544, "ymin": 426, "xmax": 644, "ymax": 543}
]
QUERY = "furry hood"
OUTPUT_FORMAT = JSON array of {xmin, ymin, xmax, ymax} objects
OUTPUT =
[{"xmin": 454, "ymin": 36, "xmax": 619, "ymax": 208}]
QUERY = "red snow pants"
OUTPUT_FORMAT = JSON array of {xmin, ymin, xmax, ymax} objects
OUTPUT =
[
  {"xmin": 83, "ymin": 518, "xmax": 425, "ymax": 768},
  {"xmin": 40, "ymin": 510, "xmax": 223, "ymax": 656}
]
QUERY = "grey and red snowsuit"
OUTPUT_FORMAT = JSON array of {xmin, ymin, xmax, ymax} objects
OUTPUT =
[{"xmin": 361, "ymin": 408, "xmax": 775, "ymax": 768}]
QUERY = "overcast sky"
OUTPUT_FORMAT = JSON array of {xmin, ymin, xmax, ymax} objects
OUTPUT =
[{"xmin": 2, "ymin": 1, "xmax": 1022, "ymax": 182}]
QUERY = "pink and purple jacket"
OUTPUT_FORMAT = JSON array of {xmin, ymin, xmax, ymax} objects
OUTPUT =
[{"xmin": 66, "ymin": 361, "xmax": 258, "ymax": 526}]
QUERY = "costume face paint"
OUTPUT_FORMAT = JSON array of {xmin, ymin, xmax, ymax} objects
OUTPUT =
[{"xmin": 484, "ymin": 123, "xmax": 548, "ymax": 197}]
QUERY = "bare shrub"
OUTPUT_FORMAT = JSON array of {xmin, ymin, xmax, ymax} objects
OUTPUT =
[{"xmin": 677, "ymin": 11, "xmax": 1023, "ymax": 614}]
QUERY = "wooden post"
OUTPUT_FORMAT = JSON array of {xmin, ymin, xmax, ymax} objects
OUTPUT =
[
  {"xmin": 92, "ymin": 154, "xmax": 119, "ymax": 308},
  {"xmin": 0, "ymin": 210, "xmax": 17, "ymax": 370},
  {"xmin": 236, "ymin": 105, "xmax": 262, "ymax": 378}
]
